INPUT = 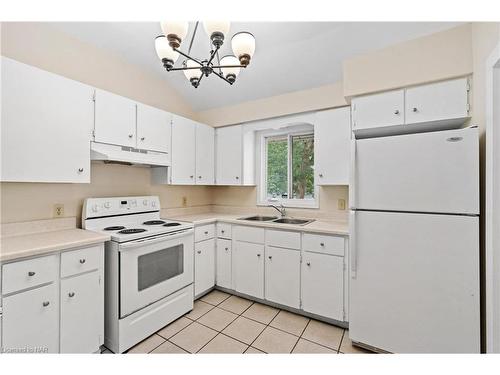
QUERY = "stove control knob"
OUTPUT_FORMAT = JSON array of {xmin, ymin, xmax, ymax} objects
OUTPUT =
[
  {"xmin": 142, "ymin": 199, "xmax": 148, "ymax": 206},
  {"xmin": 104, "ymin": 202, "xmax": 111, "ymax": 209},
  {"xmin": 152, "ymin": 201, "xmax": 157, "ymax": 208},
  {"xmin": 130, "ymin": 200, "xmax": 137, "ymax": 206},
  {"xmin": 92, "ymin": 204, "xmax": 99, "ymax": 213}
]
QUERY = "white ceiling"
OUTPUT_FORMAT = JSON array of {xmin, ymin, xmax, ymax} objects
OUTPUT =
[{"xmin": 50, "ymin": 22, "xmax": 463, "ymax": 111}]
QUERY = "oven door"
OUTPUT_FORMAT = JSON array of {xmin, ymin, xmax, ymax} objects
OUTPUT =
[{"xmin": 119, "ymin": 229, "xmax": 194, "ymax": 318}]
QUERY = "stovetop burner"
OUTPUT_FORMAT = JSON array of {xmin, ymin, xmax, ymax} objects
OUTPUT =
[
  {"xmin": 143, "ymin": 220, "xmax": 166, "ymax": 225},
  {"xmin": 118, "ymin": 228, "xmax": 147, "ymax": 234},
  {"xmin": 104, "ymin": 226, "xmax": 126, "ymax": 231},
  {"xmin": 163, "ymin": 222, "xmax": 182, "ymax": 227}
]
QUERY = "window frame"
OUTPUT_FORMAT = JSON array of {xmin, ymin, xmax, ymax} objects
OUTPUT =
[{"xmin": 256, "ymin": 125, "xmax": 318, "ymax": 209}]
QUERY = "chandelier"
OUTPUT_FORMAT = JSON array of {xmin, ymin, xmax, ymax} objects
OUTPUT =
[{"xmin": 154, "ymin": 21, "xmax": 255, "ymax": 88}]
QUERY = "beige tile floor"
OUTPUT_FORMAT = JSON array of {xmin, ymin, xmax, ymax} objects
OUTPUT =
[{"xmin": 105, "ymin": 290, "xmax": 371, "ymax": 354}]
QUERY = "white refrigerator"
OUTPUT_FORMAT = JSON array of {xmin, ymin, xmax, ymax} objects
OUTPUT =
[{"xmin": 349, "ymin": 126, "xmax": 480, "ymax": 353}]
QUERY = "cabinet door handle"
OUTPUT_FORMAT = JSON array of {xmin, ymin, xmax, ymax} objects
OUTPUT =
[
  {"xmin": 79, "ymin": 259, "xmax": 86, "ymax": 264},
  {"xmin": 128, "ymin": 134, "xmax": 133, "ymax": 138},
  {"xmin": 394, "ymin": 110, "xmax": 400, "ymax": 115},
  {"xmin": 221, "ymin": 230, "xmax": 225, "ymax": 233},
  {"xmin": 412, "ymin": 107, "xmax": 418, "ymax": 112},
  {"xmin": 197, "ymin": 250, "xmax": 202, "ymax": 254},
  {"xmin": 190, "ymin": 175, "xmax": 194, "ymax": 179},
  {"xmin": 268, "ymin": 256, "xmax": 272, "ymax": 260},
  {"xmin": 78, "ymin": 168, "xmax": 84, "ymax": 173},
  {"xmin": 68, "ymin": 292, "xmax": 75, "ymax": 298},
  {"xmin": 42, "ymin": 301, "xmax": 50, "ymax": 307},
  {"xmin": 319, "ymin": 173, "xmax": 323, "ymax": 178},
  {"xmin": 204, "ymin": 231, "xmax": 209, "ymax": 235},
  {"xmin": 198, "ymin": 176, "xmax": 202, "ymax": 179},
  {"xmin": 235, "ymin": 176, "xmax": 239, "ymax": 180},
  {"xmin": 306, "ymin": 262, "xmax": 311, "ymax": 266},
  {"xmin": 225, "ymin": 247, "xmax": 229, "ymax": 251},
  {"xmin": 257, "ymin": 253, "xmax": 261, "ymax": 257},
  {"xmin": 28, "ymin": 271, "xmax": 36, "ymax": 276},
  {"xmin": 140, "ymin": 137, "xmax": 145, "ymax": 141},
  {"xmin": 320, "ymin": 242, "xmax": 325, "ymax": 247}
]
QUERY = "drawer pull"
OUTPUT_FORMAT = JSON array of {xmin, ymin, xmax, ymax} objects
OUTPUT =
[
  {"xmin": 42, "ymin": 301, "xmax": 50, "ymax": 307},
  {"xmin": 197, "ymin": 250, "xmax": 202, "ymax": 254},
  {"xmin": 68, "ymin": 292, "xmax": 75, "ymax": 298},
  {"xmin": 204, "ymin": 231, "xmax": 209, "ymax": 235},
  {"xmin": 221, "ymin": 230, "xmax": 225, "ymax": 233},
  {"xmin": 225, "ymin": 247, "xmax": 229, "ymax": 251},
  {"xmin": 268, "ymin": 256, "xmax": 272, "ymax": 260},
  {"xmin": 257, "ymin": 253, "xmax": 261, "ymax": 257},
  {"xmin": 320, "ymin": 242, "xmax": 325, "ymax": 247},
  {"xmin": 306, "ymin": 262, "xmax": 311, "ymax": 266},
  {"xmin": 79, "ymin": 259, "xmax": 86, "ymax": 264},
  {"xmin": 28, "ymin": 271, "xmax": 36, "ymax": 276}
]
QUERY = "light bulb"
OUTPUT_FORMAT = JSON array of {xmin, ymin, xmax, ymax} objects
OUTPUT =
[
  {"xmin": 160, "ymin": 21, "xmax": 189, "ymax": 48},
  {"xmin": 203, "ymin": 21, "xmax": 230, "ymax": 47},
  {"xmin": 231, "ymin": 32, "xmax": 256, "ymax": 66},
  {"xmin": 220, "ymin": 55, "xmax": 240, "ymax": 84},
  {"xmin": 183, "ymin": 59, "xmax": 201, "ymax": 87},
  {"xmin": 155, "ymin": 36, "xmax": 179, "ymax": 69}
]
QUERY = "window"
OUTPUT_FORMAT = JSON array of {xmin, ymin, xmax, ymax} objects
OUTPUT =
[{"xmin": 259, "ymin": 125, "xmax": 317, "ymax": 208}]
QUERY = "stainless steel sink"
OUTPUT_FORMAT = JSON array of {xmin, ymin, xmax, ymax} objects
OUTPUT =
[
  {"xmin": 272, "ymin": 218, "xmax": 314, "ymax": 225},
  {"xmin": 238, "ymin": 215, "xmax": 278, "ymax": 222}
]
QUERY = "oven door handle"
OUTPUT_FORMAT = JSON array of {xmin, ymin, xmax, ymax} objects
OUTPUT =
[{"xmin": 118, "ymin": 229, "xmax": 193, "ymax": 250}]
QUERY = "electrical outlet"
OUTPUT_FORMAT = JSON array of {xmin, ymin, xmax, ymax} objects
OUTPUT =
[
  {"xmin": 337, "ymin": 199, "xmax": 346, "ymax": 210},
  {"xmin": 54, "ymin": 204, "xmax": 64, "ymax": 217},
  {"xmin": 182, "ymin": 196, "xmax": 187, "ymax": 207}
]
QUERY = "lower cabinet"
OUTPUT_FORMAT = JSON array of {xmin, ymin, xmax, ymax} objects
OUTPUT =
[
  {"xmin": 233, "ymin": 241, "xmax": 264, "ymax": 299},
  {"xmin": 60, "ymin": 271, "xmax": 103, "ymax": 353},
  {"xmin": 216, "ymin": 239, "xmax": 232, "ymax": 289},
  {"xmin": 194, "ymin": 238, "xmax": 215, "ymax": 296},
  {"xmin": 301, "ymin": 252, "xmax": 344, "ymax": 321},
  {"xmin": 2, "ymin": 283, "xmax": 59, "ymax": 353},
  {"xmin": 264, "ymin": 246, "xmax": 300, "ymax": 309}
]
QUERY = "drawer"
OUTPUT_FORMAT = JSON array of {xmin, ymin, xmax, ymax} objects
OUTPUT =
[
  {"xmin": 302, "ymin": 233, "xmax": 345, "ymax": 256},
  {"xmin": 2, "ymin": 254, "xmax": 58, "ymax": 295},
  {"xmin": 217, "ymin": 223, "xmax": 232, "ymax": 239},
  {"xmin": 195, "ymin": 224, "xmax": 216, "ymax": 242},
  {"xmin": 266, "ymin": 229, "xmax": 301, "ymax": 250},
  {"xmin": 61, "ymin": 245, "xmax": 101, "ymax": 278},
  {"xmin": 233, "ymin": 225, "xmax": 265, "ymax": 244}
]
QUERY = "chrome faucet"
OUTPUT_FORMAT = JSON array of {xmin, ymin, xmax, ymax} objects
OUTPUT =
[{"xmin": 269, "ymin": 202, "xmax": 286, "ymax": 218}]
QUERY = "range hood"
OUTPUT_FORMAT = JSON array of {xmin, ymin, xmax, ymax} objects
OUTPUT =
[{"xmin": 90, "ymin": 142, "xmax": 171, "ymax": 167}]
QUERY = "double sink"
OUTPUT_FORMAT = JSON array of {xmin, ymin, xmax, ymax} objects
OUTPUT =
[{"xmin": 237, "ymin": 215, "xmax": 314, "ymax": 226}]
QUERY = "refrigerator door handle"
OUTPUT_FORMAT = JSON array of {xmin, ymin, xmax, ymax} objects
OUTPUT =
[
  {"xmin": 349, "ymin": 210, "xmax": 357, "ymax": 279},
  {"xmin": 349, "ymin": 139, "xmax": 356, "ymax": 208}
]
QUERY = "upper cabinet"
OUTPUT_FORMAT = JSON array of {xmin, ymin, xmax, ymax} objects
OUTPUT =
[
  {"xmin": 94, "ymin": 89, "xmax": 172, "ymax": 153},
  {"xmin": 93, "ymin": 89, "xmax": 137, "ymax": 148},
  {"xmin": 136, "ymin": 103, "xmax": 172, "ymax": 154},
  {"xmin": 314, "ymin": 107, "xmax": 351, "ymax": 185},
  {"xmin": 1, "ymin": 57, "xmax": 93, "ymax": 183},
  {"xmin": 170, "ymin": 115, "xmax": 214, "ymax": 185},
  {"xmin": 352, "ymin": 78, "xmax": 470, "ymax": 138},
  {"xmin": 215, "ymin": 125, "xmax": 255, "ymax": 186}
]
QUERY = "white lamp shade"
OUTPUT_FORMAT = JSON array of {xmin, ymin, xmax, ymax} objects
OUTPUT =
[
  {"xmin": 231, "ymin": 32, "xmax": 256, "ymax": 58},
  {"xmin": 220, "ymin": 55, "xmax": 241, "ymax": 78},
  {"xmin": 183, "ymin": 59, "xmax": 201, "ymax": 81},
  {"xmin": 155, "ymin": 36, "xmax": 179, "ymax": 62},
  {"xmin": 160, "ymin": 21, "xmax": 189, "ymax": 41},
  {"xmin": 203, "ymin": 21, "xmax": 230, "ymax": 38}
]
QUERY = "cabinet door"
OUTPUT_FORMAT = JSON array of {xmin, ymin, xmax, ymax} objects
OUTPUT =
[
  {"xmin": 352, "ymin": 89, "xmax": 405, "ymax": 131},
  {"xmin": 301, "ymin": 252, "xmax": 344, "ymax": 321},
  {"xmin": 1, "ymin": 57, "xmax": 93, "ymax": 183},
  {"xmin": 94, "ymin": 89, "xmax": 137, "ymax": 147},
  {"xmin": 315, "ymin": 107, "xmax": 351, "ymax": 185},
  {"xmin": 171, "ymin": 115, "xmax": 196, "ymax": 184},
  {"xmin": 196, "ymin": 123, "xmax": 215, "ymax": 185},
  {"xmin": 194, "ymin": 239, "xmax": 215, "ymax": 297},
  {"xmin": 136, "ymin": 103, "xmax": 172, "ymax": 153},
  {"xmin": 60, "ymin": 271, "xmax": 103, "ymax": 353},
  {"xmin": 216, "ymin": 125, "xmax": 242, "ymax": 185},
  {"xmin": 233, "ymin": 241, "xmax": 264, "ymax": 298},
  {"xmin": 216, "ymin": 239, "xmax": 232, "ymax": 289},
  {"xmin": 405, "ymin": 78, "xmax": 469, "ymax": 125},
  {"xmin": 2, "ymin": 283, "xmax": 59, "ymax": 353},
  {"xmin": 264, "ymin": 246, "xmax": 300, "ymax": 308}
]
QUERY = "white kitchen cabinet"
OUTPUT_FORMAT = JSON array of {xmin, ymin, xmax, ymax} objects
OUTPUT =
[
  {"xmin": 94, "ymin": 88, "xmax": 137, "ymax": 148},
  {"xmin": 405, "ymin": 78, "xmax": 469, "ymax": 125},
  {"xmin": 216, "ymin": 239, "xmax": 232, "ymax": 289},
  {"xmin": 264, "ymin": 246, "xmax": 300, "ymax": 308},
  {"xmin": 352, "ymin": 89, "xmax": 405, "ymax": 131},
  {"xmin": 315, "ymin": 107, "xmax": 351, "ymax": 185},
  {"xmin": 216, "ymin": 125, "xmax": 243, "ymax": 185},
  {"xmin": 195, "ymin": 239, "xmax": 216, "ymax": 297},
  {"xmin": 1, "ymin": 57, "xmax": 93, "ymax": 183},
  {"xmin": 136, "ymin": 103, "xmax": 172, "ymax": 154},
  {"xmin": 195, "ymin": 123, "xmax": 215, "ymax": 185},
  {"xmin": 171, "ymin": 115, "xmax": 197, "ymax": 184},
  {"xmin": 301, "ymin": 252, "xmax": 344, "ymax": 321},
  {"xmin": 233, "ymin": 241, "xmax": 264, "ymax": 298},
  {"xmin": 2, "ymin": 283, "xmax": 59, "ymax": 353},
  {"xmin": 60, "ymin": 271, "xmax": 102, "ymax": 353}
]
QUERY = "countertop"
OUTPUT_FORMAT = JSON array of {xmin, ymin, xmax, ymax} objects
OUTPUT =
[
  {"xmin": 1, "ymin": 228, "xmax": 110, "ymax": 262},
  {"xmin": 166, "ymin": 213, "xmax": 349, "ymax": 236}
]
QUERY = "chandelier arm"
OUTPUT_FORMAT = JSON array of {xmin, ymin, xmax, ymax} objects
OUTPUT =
[
  {"xmin": 206, "ymin": 45, "xmax": 220, "ymax": 66},
  {"xmin": 196, "ymin": 71, "xmax": 205, "ymax": 87},
  {"xmin": 167, "ymin": 66, "xmax": 204, "ymax": 72},
  {"xmin": 174, "ymin": 48, "xmax": 203, "ymax": 65},
  {"xmin": 210, "ymin": 65, "xmax": 246, "ymax": 69},
  {"xmin": 212, "ymin": 69, "xmax": 234, "ymax": 85},
  {"xmin": 216, "ymin": 49, "xmax": 222, "ymax": 74},
  {"xmin": 187, "ymin": 21, "xmax": 199, "ymax": 56}
]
